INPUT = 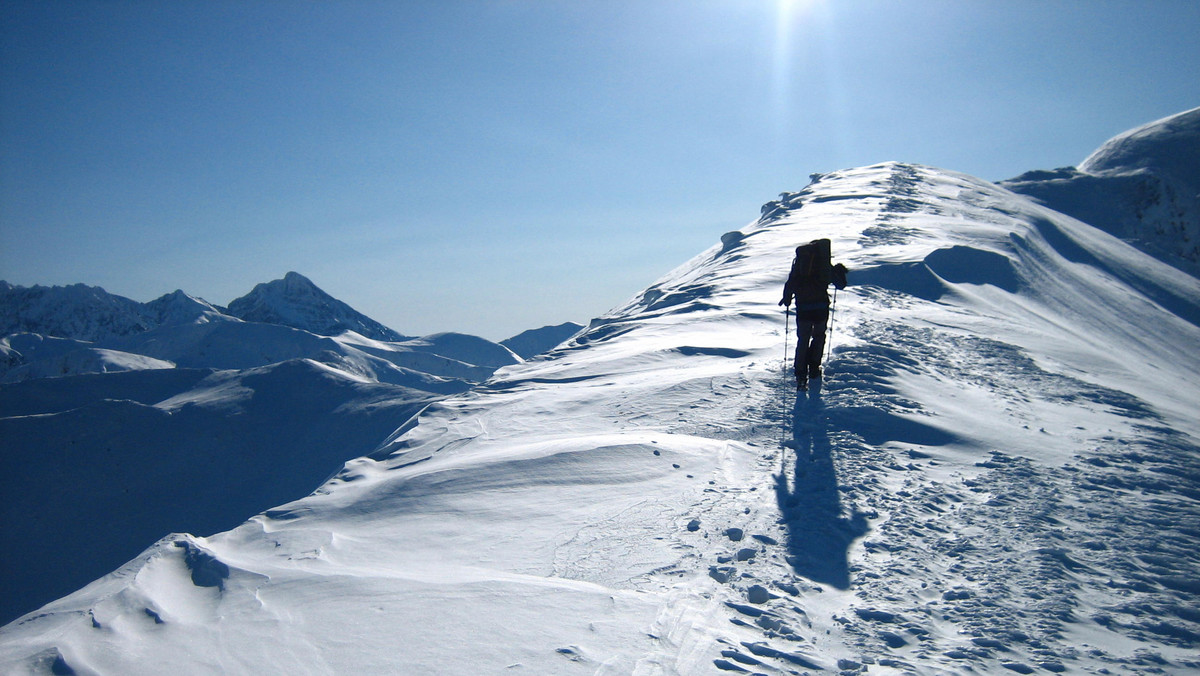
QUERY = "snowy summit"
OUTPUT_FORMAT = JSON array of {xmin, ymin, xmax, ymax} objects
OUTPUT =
[
  {"xmin": 2, "ymin": 112, "xmax": 1199, "ymax": 675},
  {"xmin": 226, "ymin": 271, "xmax": 408, "ymax": 342}
]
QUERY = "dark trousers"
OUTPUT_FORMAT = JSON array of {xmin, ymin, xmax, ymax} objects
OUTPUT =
[{"xmin": 794, "ymin": 309, "xmax": 829, "ymax": 377}]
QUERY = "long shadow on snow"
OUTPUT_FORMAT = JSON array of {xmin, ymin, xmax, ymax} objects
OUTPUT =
[{"xmin": 774, "ymin": 382, "xmax": 869, "ymax": 590}]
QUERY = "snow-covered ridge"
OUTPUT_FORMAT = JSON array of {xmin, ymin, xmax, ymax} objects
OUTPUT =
[
  {"xmin": 143, "ymin": 290, "xmax": 229, "ymax": 327},
  {"xmin": 5, "ymin": 154, "xmax": 1197, "ymax": 674},
  {"xmin": 0, "ymin": 280, "xmax": 157, "ymax": 342},
  {"xmin": 500, "ymin": 321, "xmax": 585, "ymax": 359},
  {"xmin": 1003, "ymin": 106, "xmax": 1200, "ymax": 273}
]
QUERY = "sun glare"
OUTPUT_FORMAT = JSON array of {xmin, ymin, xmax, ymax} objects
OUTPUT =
[
  {"xmin": 770, "ymin": 0, "xmax": 848, "ymax": 162},
  {"xmin": 770, "ymin": 0, "xmax": 819, "ymax": 139}
]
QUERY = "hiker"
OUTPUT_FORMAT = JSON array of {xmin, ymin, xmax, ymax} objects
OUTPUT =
[{"xmin": 779, "ymin": 238, "xmax": 848, "ymax": 389}]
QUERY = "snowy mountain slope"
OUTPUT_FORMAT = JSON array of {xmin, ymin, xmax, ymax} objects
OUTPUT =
[
  {"xmin": 142, "ymin": 290, "xmax": 231, "ymax": 327},
  {"xmin": 1, "ymin": 333, "xmax": 99, "ymax": 375},
  {"xmin": 1003, "ymin": 106, "xmax": 1200, "ymax": 274},
  {"xmin": 101, "ymin": 320, "xmax": 477, "ymax": 393},
  {"xmin": 396, "ymin": 331, "xmax": 522, "ymax": 368},
  {"xmin": 1, "ymin": 346, "xmax": 174, "ymax": 383},
  {"xmin": 501, "ymin": 321, "xmax": 586, "ymax": 359},
  {"xmin": 0, "ymin": 281, "xmax": 155, "ymax": 342},
  {"xmin": 0, "ymin": 359, "xmax": 439, "ymax": 627},
  {"xmin": 334, "ymin": 330, "xmax": 517, "ymax": 384},
  {"xmin": 4, "ymin": 160, "xmax": 1197, "ymax": 674},
  {"xmin": 226, "ymin": 271, "xmax": 407, "ymax": 341}
]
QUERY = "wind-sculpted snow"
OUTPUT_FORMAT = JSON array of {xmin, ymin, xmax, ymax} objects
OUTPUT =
[
  {"xmin": 3, "ymin": 160, "xmax": 1200, "ymax": 674},
  {"xmin": 1003, "ymin": 106, "xmax": 1200, "ymax": 273},
  {"xmin": 0, "ymin": 359, "xmax": 438, "ymax": 626}
]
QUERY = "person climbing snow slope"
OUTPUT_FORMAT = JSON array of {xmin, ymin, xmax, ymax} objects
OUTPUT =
[{"xmin": 779, "ymin": 238, "xmax": 848, "ymax": 389}]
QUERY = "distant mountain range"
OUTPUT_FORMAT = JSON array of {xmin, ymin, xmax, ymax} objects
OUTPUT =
[
  {"xmin": 0, "ymin": 271, "xmax": 581, "ymax": 624},
  {"xmin": 0, "ymin": 271, "xmax": 583, "ymax": 385},
  {"xmin": 1, "ymin": 270, "xmax": 401, "ymax": 345}
]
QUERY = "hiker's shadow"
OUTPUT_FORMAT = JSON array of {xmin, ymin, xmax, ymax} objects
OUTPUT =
[{"xmin": 775, "ymin": 382, "xmax": 869, "ymax": 589}]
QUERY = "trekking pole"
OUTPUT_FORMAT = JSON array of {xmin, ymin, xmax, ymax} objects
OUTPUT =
[
  {"xmin": 825, "ymin": 288, "xmax": 838, "ymax": 366},
  {"xmin": 783, "ymin": 306, "xmax": 790, "ymax": 375}
]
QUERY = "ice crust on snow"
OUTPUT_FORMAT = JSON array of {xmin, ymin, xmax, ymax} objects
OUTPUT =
[{"xmin": 3, "ymin": 120, "xmax": 1200, "ymax": 673}]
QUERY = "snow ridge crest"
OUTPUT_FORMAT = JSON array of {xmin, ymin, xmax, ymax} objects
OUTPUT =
[{"xmin": 1002, "ymin": 106, "xmax": 1200, "ymax": 273}]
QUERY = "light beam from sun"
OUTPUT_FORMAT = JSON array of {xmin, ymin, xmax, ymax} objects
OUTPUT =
[{"xmin": 770, "ymin": 0, "xmax": 849, "ymax": 166}]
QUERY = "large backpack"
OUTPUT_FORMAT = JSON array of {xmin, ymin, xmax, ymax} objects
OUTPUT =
[
  {"xmin": 788, "ymin": 238, "xmax": 846, "ymax": 309},
  {"xmin": 792, "ymin": 238, "xmax": 832, "ymax": 287}
]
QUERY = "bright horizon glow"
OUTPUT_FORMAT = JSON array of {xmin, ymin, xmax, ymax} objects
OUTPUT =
[{"xmin": 2, "ymin": 1, "xmax": 1198, "ymax": 341}]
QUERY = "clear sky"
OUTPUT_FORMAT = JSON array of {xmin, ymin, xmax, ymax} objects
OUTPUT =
[{"xmin": 2, "ymin": 0, "xmax": 1198, "ymax": 340}]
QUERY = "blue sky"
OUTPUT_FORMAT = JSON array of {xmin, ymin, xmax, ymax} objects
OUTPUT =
[{"xmin": 2, "ymin": 0, "xmax": 1198, "ymax": 340}]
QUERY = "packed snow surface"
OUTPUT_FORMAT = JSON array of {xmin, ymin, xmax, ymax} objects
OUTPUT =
[{"xmin": 3, "ymin": 163, "xmax": 1199, "ymax": 675}]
